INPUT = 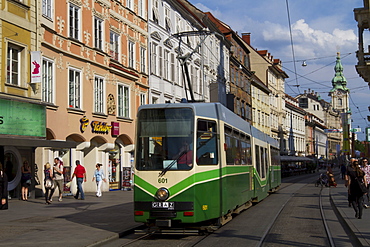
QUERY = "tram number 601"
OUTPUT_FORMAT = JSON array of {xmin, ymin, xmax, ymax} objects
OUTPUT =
[{"xmin": 158, "ymin": 178, "xmax": 167, "ymax": 183}]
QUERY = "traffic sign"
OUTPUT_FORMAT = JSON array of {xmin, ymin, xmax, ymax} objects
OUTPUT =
[{"xmin": 350, "ymin": 128, "xmax": 361, "ymax": 133}]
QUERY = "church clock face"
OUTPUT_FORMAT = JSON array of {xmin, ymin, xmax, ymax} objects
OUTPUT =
[
  {"xmin": 335, "ymin": 90, "xmax": 342, "ymax": 96},
  {"xmin": 107, "ymin": 94, "xmax": 116, "ymax": 115}
]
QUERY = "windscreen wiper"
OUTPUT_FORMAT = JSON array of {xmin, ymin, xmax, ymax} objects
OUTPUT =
[{"xmin": 158, "ymin": 151, "xmax": 187, "ymax": 177}]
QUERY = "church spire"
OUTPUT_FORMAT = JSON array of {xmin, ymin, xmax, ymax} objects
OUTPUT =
[{"xmin": 330, "ymin": 52, "xmax": 349, "ymax": 93}]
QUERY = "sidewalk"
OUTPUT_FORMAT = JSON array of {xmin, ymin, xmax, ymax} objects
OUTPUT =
[
  {"xmin": 0, "ymin": 190, "xmax": 141, "ymax": 247},
  {"xmin": 1, "ymin": 175, "xmax": 369, "ymax": 247},
  {"xmin": 330, "ymin": 175, "xmax": 370, "ymax": 246}
]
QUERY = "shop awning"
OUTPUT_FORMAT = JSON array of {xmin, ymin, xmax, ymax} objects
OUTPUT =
[
  {"xmin": 0, "ymin": 137, "xmax": 76, "ymax": 148},
  {"xmin": 280, "ymin": 156, "xmax": 313, "ymax": 162}
]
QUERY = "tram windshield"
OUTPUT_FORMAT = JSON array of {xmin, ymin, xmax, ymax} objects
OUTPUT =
[{"xmin": 136, "ymin": 108, "xmax": 195, "ymax": 171}]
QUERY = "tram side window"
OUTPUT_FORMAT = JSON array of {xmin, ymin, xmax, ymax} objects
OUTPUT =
[
  {"xmin": 234, "ymin": 130, "xmax": 241, "ymax": 165},
  {"xmin": 240, "ymin": 133, "xmax": 251, "ymax": 165},
  {"xmin": 225, "ymin": 126, "xmax": 234, "ymax": 165},
  {"xmin": 197, "ymin": 120, "xmax": 218, "ymax": 165},
  {"xmin": 271, "ymin": 147, "xmax": 280, "ymax": 167},
  {"xmin": 255, "ymin": 145, "xmax": 261, "ymax": 175},
  {"xmin": 261, "ymin": 147, "xmax": 266, "ymax": 179}
]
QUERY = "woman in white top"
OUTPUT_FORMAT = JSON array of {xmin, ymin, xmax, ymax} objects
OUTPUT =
[{"xmin": 92, "ymin": 164, "xmax": 106, "ymax": 197}]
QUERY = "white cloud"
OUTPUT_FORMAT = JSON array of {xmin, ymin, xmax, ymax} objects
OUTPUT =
[
  {"xmin": 194, "ymin": 3, "xmax": 223, "ymax": 19},
  {"xmin": 262, "ymin": 19, "xmax": 357, "ymax": 58}
]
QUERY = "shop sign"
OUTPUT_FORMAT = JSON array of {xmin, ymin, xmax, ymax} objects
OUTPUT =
[
  {"xmin": 79, "ymin": 117, "xmax": 112, "ymax": 135},
  {"xmin": 111, "ymin": 122, "xmax": 119, "ymax": 137},
  {"xmin": 80, "ymin": 116, "xmax": 89, "ymax": 133},
  {"xmin": 0, "ymin": 98, "xmax": 46, "ymax": 137},
  {"xmin": 31, "ymin": 51, "xmax": 41, "ymax": 83},
  {"xmin": 91, "ymin": 121, "xmax": 112, "ymax": 134}
]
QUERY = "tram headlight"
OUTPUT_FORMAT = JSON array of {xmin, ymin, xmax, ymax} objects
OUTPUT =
[{"xmin": 155, "ymin": 187, "xmax": 169, "ymax": 201}]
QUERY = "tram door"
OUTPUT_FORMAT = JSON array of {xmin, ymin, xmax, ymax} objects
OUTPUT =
[{"xmin": 196, "ymin": 119, "xmax": 220, "ymax": 218}]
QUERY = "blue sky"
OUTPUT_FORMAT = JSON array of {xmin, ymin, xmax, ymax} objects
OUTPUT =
[{"xmin": 192, "ymin": 0, "xmax": 369, "ymax": 141}]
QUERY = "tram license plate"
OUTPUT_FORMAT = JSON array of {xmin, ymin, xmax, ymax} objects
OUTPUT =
[{"xmin": 152, "ymin": 202, "xmax": 174, "ymax": 210}]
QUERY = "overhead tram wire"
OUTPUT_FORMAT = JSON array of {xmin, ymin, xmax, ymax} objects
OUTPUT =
[
  {"xmin": 284, "ymin": 53, "xmax": 352, "ymax": 87},
  {"xmin": 349, "ymin": 94, "xmax": 369, "ymax": 128},
  {"xmin": 283, "ymin": 52, "xmax": 353, "ymax": 64},
  {"xmin": 285, "ymin": 0, "xmax": 300, "ymax": 92}
]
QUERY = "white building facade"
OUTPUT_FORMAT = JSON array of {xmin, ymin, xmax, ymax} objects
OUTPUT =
[{"xmin": 148, "ymin": 0, "xmax": 229, "ymax": 103}]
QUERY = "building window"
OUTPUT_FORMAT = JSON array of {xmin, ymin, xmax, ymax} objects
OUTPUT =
[
  {"xmin": 118, "ymin": 84, "xmax": 129, "ymax": 118},
  {"xmin": 152, "ymin": 0, "xmax": 159, "ymax": 24},
  {"xmin": 42, "ymin": 0, "xmax": 53, "ymax": 19},
  {"xmin": 170, "ymin": 53, "xmax": 175, "ymax": 82},
  {"xmin": 128, "ymin": 41, "xmax": 135, "ymax": 68},
  {"xmin": 195, "ymin": 67, "xmax": 199, "ymax": 93},
  {"xmin": 94, "ymin": 76, "xmax": 104, "ymax": 113},
  {"xmin": 140, "ymin": 47, "xmax": 146, "ymax": 73},
  {"xmin": 164, "ymin": 50, "xmax": 169, "ymax": 79},
  {"xmin": 299, "ymin": 98, "xmax": 308, "ymax": 108},
  {"xmin": 159, "ymin": 47, "xmax": 163, "ymax": 77},
  {"xmin": 42, "ymin": 59, "xmax": 54, "ymax": 103},
  {"xmin": 94, "ymin": 17, "xmax": 103, "ymax": 50},
  {"xmin": 151, "ymin": 43, "xmax": 157, "ymax": 74},
  {"xmin": 127, "ymin": 0, "xmax": 133, "ymax": 10},
  {"xmin": 7, "ymin": 45, "xmax": 22, "ymax": 86},
  {"xmin": 140, "ymin": 93, "xmax": 146, "ymax": 105},
  {"xmin": 68, "ymin": 68, "xmax": 81, "ymax": 109},
  {"xmin": 110, "ymin": 31, "xmax": 119, "ymax": 61},
  {"xmin": 165, "ymin": 8, "xmax": 171, "ymax": 32},
  {"xmin": 138, "ymin": 0, "xmax": 145, "ymax": 18},
  {"xmin": 69, "ymin": 4, "xmax": 80, "ymax": 40}
]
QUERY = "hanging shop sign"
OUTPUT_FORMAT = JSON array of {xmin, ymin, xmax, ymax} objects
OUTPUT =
[
  {"xmin": 0, "ymin": 98, "xmax": 46, "ymax": 137},
  {"xmin": 111, "ymin": 122, "xmax": 119, "ymax": 137},
  {"xmin": 31, "ymin": 51, "xmax": 42, "ymax": 83}
]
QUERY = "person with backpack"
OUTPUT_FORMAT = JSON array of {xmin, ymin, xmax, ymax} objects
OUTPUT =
[{"xmin": 52, "ymin": 157, "xmax": 64, "ymax": 202}]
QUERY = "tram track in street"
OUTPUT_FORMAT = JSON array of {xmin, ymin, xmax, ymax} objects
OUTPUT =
[
  {"xmin": 101, "ymin": 171, "xmax": 356, "ymax": 247},
  {"xmin": 256, "ymin": 183, "xmax": 335, "ymax": 247}
]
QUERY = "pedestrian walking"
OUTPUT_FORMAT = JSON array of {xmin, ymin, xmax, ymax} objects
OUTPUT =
[
  {"xmin": 345, "ymin": 159, "xmax": 368, "ymax": 219},
  {"xmin": 21, "ymin": 160, "xmax": 31, "ymax": 201},
  {"xmin": 340, "ymin": 164, "xmax": 347, "ymax": 179},
  {"xmin": 52, "ymin": 157, "xmax": 64, "ymax": 202},
  {"xmin": 327, "ymin": 166, "xmax": 337, "ymax": 187},
  {"xmin": 44, "ymin": 162, "xmax": 55, "ymax": 204},
  {"xmin": 92, "ymin": 163, "xmax": 106, "ymax": 197},
  {"xmin": 360, "ymin": 158, "xmax": 370, "ymax": 208},
  {"xmin": 0, "ymin": 162, "xmax": 8, "ymax": 210},
  {"xmin": 71, "ymin": 160, "xmax": 86, "ymax": 200}
]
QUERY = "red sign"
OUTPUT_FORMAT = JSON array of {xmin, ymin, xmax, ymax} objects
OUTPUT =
[
  {"xmin": 122, "ymin": 181, "xmax": 131, "ymax": 187},
  {"xmin": 111, "ymin": 122, "xmax": 119, "ymax": 136}
]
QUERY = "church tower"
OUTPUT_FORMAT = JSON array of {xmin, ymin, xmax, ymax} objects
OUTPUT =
[
  {"xmin": 329, "ymin": 52, "xmax": 350, "ymax": 113},
  {"xmin": 329, "ymin": 52, "xmax": 350, "ymax": 156}
]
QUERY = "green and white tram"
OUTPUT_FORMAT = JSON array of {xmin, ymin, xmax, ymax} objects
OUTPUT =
[{"xmin": 134, "ymin": 102, "xmax": 281, "ymax": 231}]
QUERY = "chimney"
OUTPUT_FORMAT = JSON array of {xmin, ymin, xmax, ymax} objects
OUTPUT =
[{"xmin": 242, "ymin": 33, "xmax": 251, "ymax": 45}]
